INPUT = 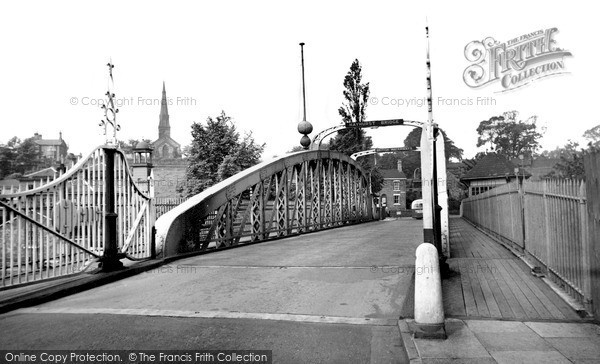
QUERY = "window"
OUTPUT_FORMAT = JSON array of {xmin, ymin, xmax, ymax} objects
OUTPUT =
[
  {"xmin": 393, "ymin": 180, "xmax": 401, "ymax": 191},
  {"xmin": 393, "ymin": 194, "xmax": 401, "ymax": 205}
]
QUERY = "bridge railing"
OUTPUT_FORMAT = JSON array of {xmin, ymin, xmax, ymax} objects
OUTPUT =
[
  {"xmin": 461, "ymin": 179, "xmax": 592, "ymax": 309},
  {"xmin": 155, "ymin": 150, "xmax": 374, "ymax": 258},
  {"xmin": 155, "ymin": 197, "xmax": 188, "ymax": 218},
  {"xmin": 0, "ymin": 146, "xmax": 153, "ymax": 287}
]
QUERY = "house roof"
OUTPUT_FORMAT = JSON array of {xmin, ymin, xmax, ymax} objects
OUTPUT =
[
  {"xmin": 462, "ymin": 159, "xmax": 477, "ymax": 169},
  {"xmin": 24, "ymin": 167, "xmax": 57, "ymax": 179},
  {"xmin": 152, "ymin": 136, "xmax": 181, "ymax": 148},
  {"xmin": 447, "ymin": 162, "xmax": 466, "ymax": 170},
  {"xmin": 461, "ymin": 153, "xmax": 530, "ymax": 181},
  {"xmin": 35, "ymin": 139, "xmax": 65, "ymax": 146},
  {"xmin": 380, "ymin": 169, "xmax": 406, "ymax": 179},
  {"xmin": 0, "ymin": 179, "xmax": 19, "ymax": 187},
  {"xmin": 527, "ymin": 157, "xmax": 560, "ymax": 180}
]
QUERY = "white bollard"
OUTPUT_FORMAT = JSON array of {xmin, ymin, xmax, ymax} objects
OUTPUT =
[{"xmin": 414, "ymin": 243, "xmax": 446, "ymax": 339}]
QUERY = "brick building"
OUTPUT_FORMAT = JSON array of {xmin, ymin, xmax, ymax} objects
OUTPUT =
[
  {"xmin": 33, "ymin": 132, "xmax": 68, "ymax": 162},
  {"xmin": 379, "ymin": 160, "xmax": 407, "ymax": 216}
]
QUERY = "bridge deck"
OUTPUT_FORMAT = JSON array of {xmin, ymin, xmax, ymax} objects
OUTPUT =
[
  {"xmin": 444, "ymin": 217, "xmax": 582, "ymax": 321},
  {"xmin": 0, "ymin": 218, "xmax": 423, "ymax": 363},
  {"xmin": 0, "ymin": 217, "xmax": 585, "ymax": 362}
]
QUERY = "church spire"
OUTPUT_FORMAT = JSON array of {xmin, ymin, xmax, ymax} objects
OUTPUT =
[{"xmin": 158, "ymin": 81, "xmax": 170, "ymax": 138}]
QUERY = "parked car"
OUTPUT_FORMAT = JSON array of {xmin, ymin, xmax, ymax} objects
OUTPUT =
[{"xmin": 411, "ymin": 199, "xmax": 423, "ymax": 219}]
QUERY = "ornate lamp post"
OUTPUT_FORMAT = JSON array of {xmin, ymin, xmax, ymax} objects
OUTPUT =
[
  {"xmin": 297, "ymin": 42, "xmax": 313, "ymax": 149},
  {"xmin": 99, "ymin": 60, "xmax": 120, "ymax": 145},
  {"xmin": 99, "ymin": 60, "xmax": 123, "ymax": 271}
]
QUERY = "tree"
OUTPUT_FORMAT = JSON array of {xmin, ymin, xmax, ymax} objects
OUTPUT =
[
  {"xmin": 16, "ymin": 138, "xmax": 42, "ymax": 173},
  {"xmin": 329, "ymin": 59, "xmax": 371, "ymax": 156},
  {"xmin": 117, "ymin": 139, "xmax": 152, "ymax": 154},
  {"xmin": 182, "ymin": 111, "xmax": 265, "ymax": 196},
  {"xmin": 377, "ymin": 128, "xmax": 464, "ymax": 180},
  {"xmin": 0, "ymin": 144, "xmax": 16, "ymax": 179},
  {"xmin": 583, "ymin": 124, "xmax": 600, "ymax": 148},
  {"xmin": 328, "ymin": 59, "xmax": 383, "ymax": 192},
  {"xmin": 543, "ymin": 140, "xmax": 585, "ymax": 179},
  {"xmin": 476, "ymin": 110, "xmax": 544, "ymax": 158},
  {"xmin": 0, "ymin": 137, "xmax": 44, "ymax": 178},
  {"xmin": 404, "ymin": 128, "xmax": 463, "ymax": 161}
]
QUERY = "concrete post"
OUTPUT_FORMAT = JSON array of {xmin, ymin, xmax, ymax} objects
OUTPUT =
[
  {"xmin": 414, "ymin": 243, "xmax": 446, "ymax": 339},
  {"xmin": 420, "ymin": 123, "xmax": 434, "ymax": 244},
  {"xmin": 435, "ymin": 134, "xmax": 449, "ymax": 257}
]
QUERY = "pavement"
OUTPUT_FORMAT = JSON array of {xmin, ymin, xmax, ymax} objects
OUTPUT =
[
  {"xmin": 397, "ymin": 217, "xmax": 600, "ymax": 364},
  {"xmin": 399, "ymin": 318, "xmax": 600, "ymax": 363}
]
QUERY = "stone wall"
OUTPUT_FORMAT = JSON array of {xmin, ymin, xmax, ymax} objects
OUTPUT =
[{"xmin": 152, "ymin": 159, "xmax": 188, "ymax": 198}]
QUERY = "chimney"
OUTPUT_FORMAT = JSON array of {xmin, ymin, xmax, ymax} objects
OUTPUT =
[
  {"xmin": 397, "ymin": 159, "xmax": 403, "ymax": 172},
  {"xmin": 59, "ymin": 131, "xmax": 63, "ymax": 140},
  {"xmin": 33, "ymin": 133, "xmax": 42, "ymax": 140}
]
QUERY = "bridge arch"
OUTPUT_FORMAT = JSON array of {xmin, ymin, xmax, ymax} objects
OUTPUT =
[
  {"xmin": 155, "ymin": 150, "xmax": 375, "ymax": 258},
  {"xmin": 310, "ymin": 119, "xmax": 425, "ymax": 150},
  {"xmin": 310, "ymin": 120, "xmax": 449, "ymax": 255}
]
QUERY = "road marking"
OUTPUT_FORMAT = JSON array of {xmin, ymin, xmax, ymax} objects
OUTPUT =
[
  {"xmin": 158, "ymin": 265, "xmax": 415, "ymax": 269},
  {"xmin": 15, "ymin": 307, "xmax": 398, "ymax": 326}
]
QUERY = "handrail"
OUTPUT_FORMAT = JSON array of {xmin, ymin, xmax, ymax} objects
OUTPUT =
[
  {"xmin": 112, "ymin": 148, "xmax": 152, "ymax": 200},
  {"xmin": 0, "ymin": 146, "xmax": 151, "ymax": 200},
  {"xmin": 310, "ymin": 125, "xmax": 346, "ymax": 150},
  {"xmin": 0, "ymin": 146, "xmax": 103, "ymax": 198}
]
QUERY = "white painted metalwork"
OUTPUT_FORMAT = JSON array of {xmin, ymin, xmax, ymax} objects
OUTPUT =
[
  {"xmin": 0, "ymin": 146, "xmax": 153, "ymax": 287},
  {"xmin": 350, "ymin": 147, "xmax": 420, "ymax": 160},
  {"xmin": 155, "ymin": 150, "xmax": 375, "ymax": 258}
]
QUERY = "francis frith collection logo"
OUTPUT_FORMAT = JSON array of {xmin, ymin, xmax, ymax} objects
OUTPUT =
[{"xmin": 463, "ymin": 28, "xmax": 572, "ymax": 92}]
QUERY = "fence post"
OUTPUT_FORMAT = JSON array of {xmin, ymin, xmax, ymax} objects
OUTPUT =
[
  {"xmin": 579, "ymin": 181, "xmax": 592, "ymax": 311},
  {"xmin": 148, "ymin": 171, "xmax": 156, "ymax": 259},
  {"xmin": 519, "ymin": 179, "xmax": 526, "ymax": 250},
  {"xmin": 543, "ymin": 180, "xmax": 552, "ymax": 274},
  {"xmin": 101, "ymin": 147, "xmax": 123, "ymax": 271}
]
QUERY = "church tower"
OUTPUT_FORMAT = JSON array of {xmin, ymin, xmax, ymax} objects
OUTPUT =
[
  {"xmin": 152, "ymin": 82, "xmax": 181, "ymax": 159},
  {"xmin": 158, "ymin": 81, "xmax": 170, "ymax": 139}
]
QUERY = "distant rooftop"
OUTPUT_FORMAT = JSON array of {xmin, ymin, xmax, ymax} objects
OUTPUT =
[
  {"xmin": 32, "ymin": 132, "xmax": 66, "ymax": 146},
  {"xmin": 380, "ymin": 169, "xmax": 406, "ymax": 179},
  {"xmin": 462, "ymin": 153, "xmax": 530, "ymax": 181},
  {"xmin": 34, "ymin": 139, "xmax": 65, "ymax": 146},
  {"xmin": 24, "ymin": 167, "xmax": 57, "ymax": 179}
]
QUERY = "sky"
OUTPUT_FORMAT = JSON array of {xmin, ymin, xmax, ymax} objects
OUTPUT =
[{"xmin": 0, "ymin": 0, "xmax": 597, "ymax": 160}]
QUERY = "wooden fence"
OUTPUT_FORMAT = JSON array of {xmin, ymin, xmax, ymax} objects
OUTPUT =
[
  {"xmin": 462, "ymin": 178, "xmax": 592, "ymax": 310},
  {"xmin": 584, "ymin": 151, "xmax": 600, "ymax": 319}
]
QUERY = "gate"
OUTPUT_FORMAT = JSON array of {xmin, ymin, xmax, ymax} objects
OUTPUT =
[{"xmin": 0, "ymin": 146, "xmax": 154, "ymax": 287}]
